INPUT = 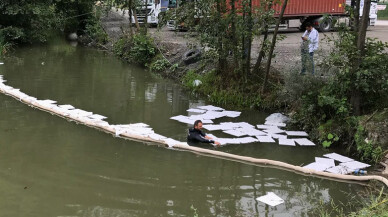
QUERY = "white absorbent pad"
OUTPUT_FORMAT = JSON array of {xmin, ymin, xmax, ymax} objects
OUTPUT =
[
  {"xmin": 339, "ymin": 161, "xmax": 370, "ymax": 170},
  {"xmin": 256, "ymin": 192, "xmax": 284, "ymax": 207},
  {"xmin": 323, "ymin": 153, "xmax": 354, "ymax": 163}
]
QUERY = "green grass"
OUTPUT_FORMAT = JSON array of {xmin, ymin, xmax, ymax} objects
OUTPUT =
[
  {"xmin": 316, "ymin": 188, "xmax": 388, "ymax": 217},
  {"xmin": 378, "ymin": 3, "xmax": 388, "ymax": 20}
]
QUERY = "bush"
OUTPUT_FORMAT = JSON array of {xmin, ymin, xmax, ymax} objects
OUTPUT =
[
  {"xmin": 149, "ymin": 57, "xmax": 170, "ymax": 72},
  {"xmin": 0, "ymin": 27, "xmax": 25, "ymax": 43},
  {"xmin": 0, "ymin": 1, "xmax": 56, "ymax": 43},
  {"xmin": 355, "ymin": 125, "xmax": 384, "ymax": 164},
  {"xmin": 182, "ymin": 70, "xmax": 262, "ymax": 108},
  {"xmin": 129, "ymin": 34, "xmax": 157, "ymax": 66},
  {"xmin": 292, "ymin": 26, "xmax": 388, "ymax": 163},
  {"xmin": 84, "ymin": 18, "xmax": 108, "ymax": 44},
  {"xmin": 113, "ymin": 36, "xmax": 132, "ymax": 60},
  {"xmin": 83, "ymin": 5, "xmax": 108, "ymax": 45},
  {"xmin": 0, "ymin": 34, "xmax": 13, "ymax": 56},
  {"xmin": 113, "ymin": 33, "xmax": 157, "ymax": 67}
]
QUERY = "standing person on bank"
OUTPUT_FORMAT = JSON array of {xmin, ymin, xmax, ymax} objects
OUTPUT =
[
  {"xmin": 187, "ymin": 120, "xmax": 221, "ymax": 146},
  {"xmin": 301, "ymin": 22, "xmax": 319, "ymax": 75}
]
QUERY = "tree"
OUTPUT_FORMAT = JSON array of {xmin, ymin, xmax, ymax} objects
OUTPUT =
[
  {"xmin": 0, "ymin": 0, "xmax": 56, "ymax": 43},
  {"xmin": 261, "ymin": 0, "xmax": 288, "ymax": 93},
  {"xmin": 350, "ymin": 0, "xmax": 371, "ymax": 115}
]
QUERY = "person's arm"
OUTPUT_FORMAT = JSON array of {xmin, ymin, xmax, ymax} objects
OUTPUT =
[
  {"xmin": 205, "ymin": 135, "xmax": 213, "ymax": 140},
  {"xmin": 302, "ymin": 30, "xmax": 308, "ymax": 41},
  {"xmin": 195, "ymin": 134, "xmax": 214, "ymax": 143},
  {"xmin": 194, "ymin": 131, "xmax": 220, "ymax": 146},
  {"xmin": 309, "ymin": 30, "xmax": 319, "ymax": 51}
]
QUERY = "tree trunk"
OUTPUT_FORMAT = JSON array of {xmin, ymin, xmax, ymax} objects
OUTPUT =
[
  {"xmin": 231, "ymin": 0, "xmax": 239, "ymax": 70},
  {"xmin": 357, "ymin": 0, "xmax": 370, "ymax": 56},
  {"xmin": 252, "ymin": 0, "xmax": 273, "ymax": 74},
  {"xmin": 350, "ymin": 0, "xmax": 371, "ymax": 116},
  {"xmin": 144, "ymin": 0, "xmax": 148, "ymax": 34},
  {"xmin": 128, "ymin": 0, "xmax": 133, "ymax": 36},
  {"xmin": 133, "ymin": 11, "xmax": 141, "ymax": 31},
  {"xmin": 261, "ymin": 0, "xmax": 288, "ymax": 93},
  {"xmin": 244, "ymin": 0, "xmax": 253, "ymax": 82},
  {"xmin": 216, "ymin": 0, "xmax": 226, "ymax": 73}
]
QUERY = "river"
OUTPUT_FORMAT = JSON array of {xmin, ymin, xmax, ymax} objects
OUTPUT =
[{"xmin": 0, "ymin": 39, "xmax": 366, "ymax": 216}]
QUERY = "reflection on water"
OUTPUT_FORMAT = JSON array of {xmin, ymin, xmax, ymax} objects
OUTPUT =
[{"xmin": 0, "ymin": 40, "xmax": 366, "ymax": 216}]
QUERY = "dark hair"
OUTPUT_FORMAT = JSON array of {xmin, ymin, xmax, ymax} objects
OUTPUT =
[
  {"xmin": 194, "ymin": 120, "xmax": 202, "ymax": 127},
  {"xmin": 305, "ymin": 22, "xmax": 313, "ymax": 27}
]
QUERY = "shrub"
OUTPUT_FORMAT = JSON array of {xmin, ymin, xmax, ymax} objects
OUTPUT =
[
  {"xmin": 355, "ymin": 125, "xmax": 384, "ymax": 164},
  {"xmin": 113, "ymin": 33, "xmax": 158, "ymax": 67},
  {"xmin": 84, "ymin": 18, "xmax": 108, "ymax": 45},
  {"xmin": 0, "ymin": 34, "xmax": 13, "ymax": 56},
  {"xmin": 149, "ymin": 58, "xmax": 170, "ymax": 72},
  {"xmin": 129, "ymin": 34, "xmax": 157, "ymax": 66}
]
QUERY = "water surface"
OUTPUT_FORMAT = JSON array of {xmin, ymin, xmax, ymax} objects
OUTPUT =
[{"xmin": 0, "ymin": 40, "xmax": 366, "ymax": 216}]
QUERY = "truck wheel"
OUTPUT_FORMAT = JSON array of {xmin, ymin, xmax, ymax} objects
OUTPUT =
[
  {"xmin": 319, "ymin": 19, "xmax": 332, "ymax": 32},
  {"xmin": 182, "ymin": 49, "xmax": 201, "ymax": 65}
]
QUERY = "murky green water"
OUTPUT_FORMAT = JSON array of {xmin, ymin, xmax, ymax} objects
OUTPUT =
[{"xmin": 0, "ymin": 40, "xmax": 366, "ymax": 216}]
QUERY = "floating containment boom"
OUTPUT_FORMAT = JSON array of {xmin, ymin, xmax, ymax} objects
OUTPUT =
[{"xmin": 1, "ymin": 75, "xmax": 388, "ymax": 187}]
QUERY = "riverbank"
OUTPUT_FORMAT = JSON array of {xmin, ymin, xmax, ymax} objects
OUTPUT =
[{"xmin": 98, "ymin": 9, "xmax": 388, "ymax": 175}]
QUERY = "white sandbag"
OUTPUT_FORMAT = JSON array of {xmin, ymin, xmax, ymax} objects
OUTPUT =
[{"xmin": 59, "ymin": 104, "xmax": 75, "ymax": 110}]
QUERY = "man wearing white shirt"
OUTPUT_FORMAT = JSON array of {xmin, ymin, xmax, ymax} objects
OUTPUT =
[{"xmin": 301, "ymin": 22, "xmax": 319, "ymax": 74}]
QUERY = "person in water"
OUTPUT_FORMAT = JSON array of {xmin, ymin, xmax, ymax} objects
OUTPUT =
[{"xmin": 187, "ymin": 120, "xmax": 221, "ymax": 146}]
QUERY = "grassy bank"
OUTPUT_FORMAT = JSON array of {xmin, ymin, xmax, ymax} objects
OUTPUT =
[
  {"xmin": 111, "ymin": 29, "xmax": 388, "ymax": 166},
  {"xmin": 317, "ymin": 188, "xmax": 388, "ymax": 217}
]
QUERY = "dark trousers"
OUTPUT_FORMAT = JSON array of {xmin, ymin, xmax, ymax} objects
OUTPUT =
[{"xmin": 301, "ymin": 50, "xmax": 315, "ymax": 75}]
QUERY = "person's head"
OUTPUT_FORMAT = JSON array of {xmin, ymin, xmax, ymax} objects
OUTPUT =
[
  {"xmin": 194, "ymin": 120, "xmax": 203, "ymax": 130},
  {"xmin": 305, "ymin": 22, "xmax": 313, "ymax": 32}
]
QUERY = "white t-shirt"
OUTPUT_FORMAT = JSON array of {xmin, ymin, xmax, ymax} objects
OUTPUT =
[{"xmin": 302, "ymin": 28, "xmax": 319, "ymax": 53}]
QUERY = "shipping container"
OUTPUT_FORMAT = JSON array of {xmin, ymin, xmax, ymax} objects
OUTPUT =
[
  {"xmin": 272, "ymin": 0, "xmax": 346, "ymax": 17},
  {"xmin": 166, "ymin": 0, "xmax": 377, "ymax": 31}
]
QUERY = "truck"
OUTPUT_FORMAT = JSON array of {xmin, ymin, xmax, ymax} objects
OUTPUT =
[
  {"xmin": 131, "ymin": 0, "xmax": 170, "ymax": 26},
  {"xmin": 270, "ymin": 0, "xmax": 378, "ymax": 31},
  {"xmin": 166, "ymin": 0, "xmax": 378, "ymax": 32}
]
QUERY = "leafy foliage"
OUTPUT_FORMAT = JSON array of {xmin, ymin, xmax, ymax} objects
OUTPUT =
[
  {"xmin": 162, "ymin": 0, "xmax": 278, "ymax": 76},
  {"xmin": 113, "ymin": 33, "xmax": 157, "ymax": 66},
  {"xmin": 54, "ymin": 0, "xmax": 98, "ymax": 34},
  {"xmin": 182, "ymin": 69, "xmax": 263, "ymax": 108},
  {"xmin": 0, "ymin": 34, "xmax": 13, "ymax": 56},
  {"xmin": 84, "ymin": 5, "xmax": 108, "ymax": 45},
  {"xmin": 0, "ymin": 0, "xmax": 57, "ymax": 43},
  {"xmin": 0, "ymin": 0, "xmax": 102, "ymax": 45},
  {"xmin": 354, "ymin": 125, "xmax": 383, "ymax": 164},
  {"xmin": 130, "ymin": 33, "xmax": 157, "ymax": 65},
  {"xmin": 293, "ymin": 20, "xmax": 388, "ymax": 163},
  {"xmin": 149, "ymin": 57, "xmax": 170, "ymax": 72}
]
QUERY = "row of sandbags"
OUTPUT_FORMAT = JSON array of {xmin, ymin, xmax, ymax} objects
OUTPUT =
[{"xmin": 0, "ymin": 75, "xmax": 187, "ymax": 148}]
